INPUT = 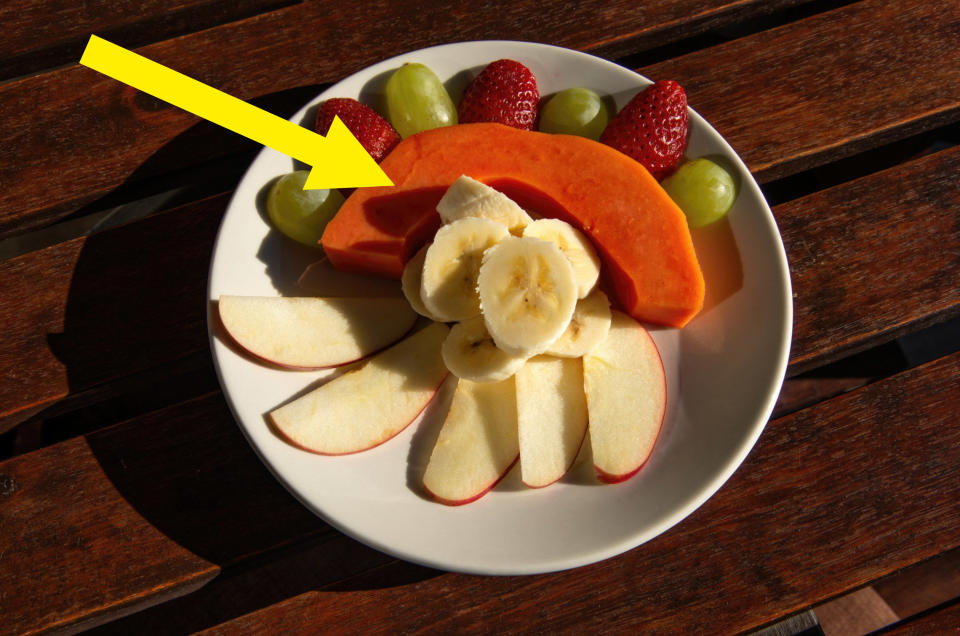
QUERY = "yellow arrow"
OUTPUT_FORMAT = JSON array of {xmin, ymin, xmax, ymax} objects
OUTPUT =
[{"xmin": 79, "ymin": 35, "xmax": 392, "ymax": 189}]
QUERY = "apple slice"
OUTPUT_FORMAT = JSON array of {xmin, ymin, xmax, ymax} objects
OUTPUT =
[
  {"xmin": 218, "ymin": 295, "xmax": 416, "ymax": 369},
  {"xmin": 583, "ymin": 311, "xmax": 666, "ymax": 483},
  {"xmin": 422, "ymin": 377, "xmax": 519, "ymax": 505},
  {"xmin": 269, "ymin": 322, "xmax": 449, "ymax": 454},
  {"xmin": 515, "ymin": 356, "xmax": 588, "ymax": 488}
]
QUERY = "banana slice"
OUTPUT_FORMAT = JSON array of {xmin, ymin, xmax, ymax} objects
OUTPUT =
[
  {"xmin": 401, "ymin": 243, "xmax": 442, "ymax": 321},
  {"xmin": 441, "ymin": 315, "xmax": 528, "ymax": 382},
  {"xmin": 546, "ymin": 289, "xmax": 612, "ymax": 357},
  {"xmin": 436, "ymin": 175, "xmax": 533, "ymax": 235},
  {"xmin": 477, "ymin": 235, "xmax": 578, "ymax": 357},
  {"xmin": 421, "ymin": 216, "xmax": 509, "ymax": 322},
  {"xmin": 522, "ymin": 218, "xmax": 601, "ymax": 298}
]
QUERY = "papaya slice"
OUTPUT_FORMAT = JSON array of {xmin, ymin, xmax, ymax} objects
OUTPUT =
[{"xmin": 321, "ymin": 123, "xmax": 704, "ymax": 328}]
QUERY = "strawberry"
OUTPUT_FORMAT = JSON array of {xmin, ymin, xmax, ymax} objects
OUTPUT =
[
  {"xmin": 599, "ymin": 80, "xmax": 688, "ymax": 180},
  {"xmin": 315, "ymin": 97, "xmax": 400, "ymax": 163},
  {"xmin": 457, "ymin": 59, "xmax": 539, "ymax": 130}
]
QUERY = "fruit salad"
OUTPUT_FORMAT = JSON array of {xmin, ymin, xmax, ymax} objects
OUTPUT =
[{"xmin": 221, "ymin": 57, "xmax": 738, "ymax": 505}]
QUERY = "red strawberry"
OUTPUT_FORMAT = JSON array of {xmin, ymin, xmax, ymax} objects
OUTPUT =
[
  {"xmin": 458, "ymin": 59, "xmax": 539, "ymax": 130},
  {"xmin": 315, "ymin": 97, "xmax": 400, "ymax": 163},
  {"xmin": 599, "ymin": 80, "xmax": 688, "ymax": 180}
]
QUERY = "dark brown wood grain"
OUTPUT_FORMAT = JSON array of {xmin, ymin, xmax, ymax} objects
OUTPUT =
[
  {"xmin": 86, "ymin": 525, "xmax": 415, "ymax": 634},
  {"xmin": 641, "ymin": 0, "xmax": 960, "ymax": 182},
  {"xmin": 0, "ymin": 239, "xmax": 79, "ymax": 430},
  {"xmin": 0, "ymin": 0, "xmax": 293, "ymax": 81},
  {"xmin": 154, "ymin": 351, "xmax": 957, "ymax": 635},
  {"xmin": 0, "ymin": 194, "xmax": 226, "ymax": 433},
  {"xmin": 0, "ymin": 0, "xmax": 924, "ymax": 240},
  {"xmin": 782, "ymin": 145, "xmax": 960, "ymax": 374},
  {"xmin": 0, "ymin": 430, "xmax": 217, "ymax": 634},
  {"xmin": 0, "ymin": 391, "xmax": 330, "ymax": 635}
]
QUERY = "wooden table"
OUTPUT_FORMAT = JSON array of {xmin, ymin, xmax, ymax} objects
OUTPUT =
[{"xmin": 2, "ymin": 1, "xmax": 958, "ymax": 633}]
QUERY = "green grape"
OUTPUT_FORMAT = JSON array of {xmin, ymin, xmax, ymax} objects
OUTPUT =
[
  {"xmin": 266, "ymin": 170, "xmax": 345, "ymax": 247},
  {"xmin": 538, "ymin": 88, "xmax": 609, "ymax": 140},
  {"xmin": 385, "ymin": 63, "xmax": 457, "ymax": 138},
  {"xmin": 662, "ymin": 158, "xmax": 738, "ymax": 228}
]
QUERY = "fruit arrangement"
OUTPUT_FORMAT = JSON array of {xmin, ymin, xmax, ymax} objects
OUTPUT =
[{"xmin": 221, "ymin": 57, "xmax": 738, "ymax": 505}]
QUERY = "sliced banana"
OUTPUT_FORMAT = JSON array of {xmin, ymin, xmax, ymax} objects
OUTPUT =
[
  {"xmin": 522, "ymin": 218, "xmax": 601, "ymax": 298},
  {"xmin": 546, "ymin": 289, "xmax": 612, "ymax": 357},
  {"xmin": 421, "ymin": 216, "xmax": 509, "ymax": 322},
  {"xmin": 436, "ymin": 175, "xmax": 534, "ymax": 235},
  {"xmin": 441, "ymin": 315, "xmax": 528, "ymax": 382},
  {"xmin": 477, "ymin": 235, "xmax": 579, "ymax": 357},
  {"xmin": 401, "ymin": 243, "xmax": 442, "ymax": 321}
]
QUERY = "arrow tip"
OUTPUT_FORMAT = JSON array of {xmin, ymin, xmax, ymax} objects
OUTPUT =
[{"xmin": 303, "ymin": 116, "xmax": 394, "ymax": 190}]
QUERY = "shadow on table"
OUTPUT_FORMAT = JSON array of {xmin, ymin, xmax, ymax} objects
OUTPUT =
[
  {"xmin": 38, "ymin": 85, "xmax": 443, "ymax": 634},
  {"xmin": 39, "ymin": 82, "xmax": 328, "ymax": 435},
  {"xmin": 48, "ymin": 221, "xmax": 443, "ymax": 632}
]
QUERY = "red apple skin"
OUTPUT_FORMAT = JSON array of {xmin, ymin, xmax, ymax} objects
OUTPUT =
[
  {"xmin": 589, "ymin": 321, "xmax": 667, "ymax": 484},
  {"xmin": 220, "ymin": 319, "xmax": 417, "ymax": 371},
  {"xmin": 592, "ymin": 392, "xmax": 665, "ymax": 482},
  {"xmin": 595, "ymin": 460, "xmax": 646, "ymax": 484},
  {"xmin": 268, "ymin": 371, "xmax": 448, "ymax": 456},
  {"xmin": 424, "ymin": 456, "xmax": 519, "ymax": 506},
  {"xmin": 216, "ymin": 297, "xmax": 417, "ymax": 371},
  {"xmin": 247, "ymin": 349, "xmax": 371, "ymax": 371}
]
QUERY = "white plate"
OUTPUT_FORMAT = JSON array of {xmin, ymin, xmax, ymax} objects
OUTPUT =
[{"xmin": 207, "ymin": 41, "xmax": 792, "ymax": 575}]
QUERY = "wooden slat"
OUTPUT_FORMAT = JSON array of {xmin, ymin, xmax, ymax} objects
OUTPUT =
[
  {"xmin": 0, "ymin": 237, "xmax": 79, "ymax": 430},
  {"xmin": 1, "ymin": 0, "xmax": 805, "ymax": 78},
  {"xmin": 3, "ymin": 144, "xmax": 957, "ymax": 432},
  {"xmin": 0, "ymin": 432, "xmax": 216, "ymax": 634},
  {"xmin": 782, "ymin": 145, "xmax": 960, "ymax": 373},
  {"xmin": 159, "ymin": 351, "xmax": 956, "ymax": 634},
  {"xmin": 641, "ymin": 0, "xmax": 960, "ymax": 182},
  {"xmin": 0, "ymin": 194, "xmax": 225, "ymax": 432},
  {"xmin": 0, "ymin": 0, "xmax": 896, "ymax": 240},
  {"xmin": 0, "ymin": 392, "xmax": 326, "ymax": 635},
  {"xmin": 0, "ymin": 0, "xmax": 292, "ymax": 81},
  {"xmin": 75, "ymin": 526, "xmax": 412, "ymax": 634}
]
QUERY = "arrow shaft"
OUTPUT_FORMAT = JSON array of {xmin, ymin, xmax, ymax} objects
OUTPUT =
[{"xmin": 80, "ymin": 36, "xmax": 318, "ymax": 163}]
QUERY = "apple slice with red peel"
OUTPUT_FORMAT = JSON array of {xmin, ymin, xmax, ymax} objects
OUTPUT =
[
  {"xmin": 269, "ymin": 322, "xmax": 449, "ymax": 454},
  {"xmin": 583, "ymin": 311, "xmax": 666, "ymax": 483},
  {"xmin": 516, "ymin": 356, "xmax": 588, "ymax": 488},
  {"xmin": 218, "ymin": 295, "xmax": 416, "ymax": 369},
  {"xmin": 422, "ymin": 377, "xmax": 520, "ymax": 505}
]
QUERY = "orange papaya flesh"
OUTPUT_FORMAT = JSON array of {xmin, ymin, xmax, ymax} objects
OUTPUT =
[{"xmin": 320, "ymin": 123, "xmax": 705, "ymax": 328}]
